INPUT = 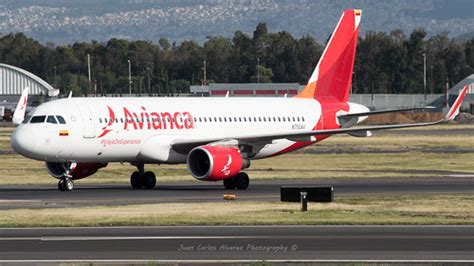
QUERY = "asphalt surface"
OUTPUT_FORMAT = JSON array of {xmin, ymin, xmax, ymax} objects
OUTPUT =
[
  {"xmin": 0, "ymin": 225, "xmax": 473, "ymax": 262},
  {"xmin": 1, "ymin": 177, "xmax": 473, "ymax": 209}
]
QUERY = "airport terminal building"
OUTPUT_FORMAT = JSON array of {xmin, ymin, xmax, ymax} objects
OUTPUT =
[
  {"xmin": 0, "ymin": 63, "xmax": 59, "ymax": 118},
  {"xmin": 190, "ymin": 83, "xmax": 304, "ymax": 97}
]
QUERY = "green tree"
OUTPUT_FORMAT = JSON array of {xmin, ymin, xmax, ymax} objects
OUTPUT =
[{"xmin": 250, "ymin": 65, "xmax": 273, "ymax": 83}]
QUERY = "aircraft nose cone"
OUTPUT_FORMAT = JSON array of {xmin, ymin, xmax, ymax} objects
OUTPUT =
[{"xmin": 11, "ymin": 126, "xmax": 37, "ymax": 156}]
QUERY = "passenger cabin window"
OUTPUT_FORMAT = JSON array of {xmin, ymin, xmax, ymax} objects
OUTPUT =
[
  {"xmin": 46, "ymin": 116, "xmax": 58, "ymax": 124},
  {"xmin": 30, "ymin": 116, "xmax": 46, "ymax": 123}
]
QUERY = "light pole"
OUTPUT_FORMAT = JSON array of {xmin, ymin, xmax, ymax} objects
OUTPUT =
[
  {"xmin": 422, "ymin": 53, "xmax": 426, "ymax": 100},
  {"xmin": 430, "ymin": 65, "xmax": 434, "ymax": 94},
  {"xmin": 203, "ymin": 60, "xmax": 207, "ymax": 86},
  {"xmin": 147, "ymin": 67, "xmax": 151, "ymax": 95},
  {"xmin": 128, "ymin": 60, "xmax": 132, "ymax": 95},
  {"xmin": 257, "ymin": 58, "xmax": 260, "ymax": 84},
  {"xmin": 53, "ymin": 66, "xmax": 57, "ymax": 88},
  {"xmin": 87, "ymin": 54, "xmax": 91, "ymax": 95}
]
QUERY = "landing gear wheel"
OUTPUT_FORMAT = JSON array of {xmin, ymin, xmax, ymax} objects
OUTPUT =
[
  {"xmin": 58, "ymin": 179, "xmax": 66, "ymax": 191},
  {"xmin": 143, "ymin": 171, "xmax": 156, "ymax": 189},
  {"xmin": 58, "ymin": 178, "xmax": 74, "ymax": 191},
  {"xmin": 235, "ymin": 172, "xmax": 249, "ymax": 190},
  {"xmin": 65, "ymin": 179, "xmax": 74, "ymax": 191},
  {"xmin": 223, "ymin": 178, "xmax": 235, "ymax": 189},
  {"xmin": 130, "ymin": 171, "xmax": 143, "ymax": 189}
]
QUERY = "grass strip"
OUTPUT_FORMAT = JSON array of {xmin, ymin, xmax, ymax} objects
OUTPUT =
[{"xmin": 0, "ymin": 194, "xmax": 472, "ymax": 227}]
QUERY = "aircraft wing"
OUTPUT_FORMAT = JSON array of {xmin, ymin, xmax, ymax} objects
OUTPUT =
[{"xmin": 171, "ymin": 84, "xmax": 470, "ymax": 154}]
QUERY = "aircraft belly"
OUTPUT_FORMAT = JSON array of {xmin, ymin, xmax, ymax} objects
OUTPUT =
[{"xmin": 253, "ymin": 139, "xmax": 296, "ymax": 159}]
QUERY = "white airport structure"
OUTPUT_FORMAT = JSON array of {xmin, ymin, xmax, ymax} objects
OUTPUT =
[
  {"xmin": 0, "ymin": 63, "xmax": 59, "ymax": 109},
  {"xmin": 190, "ymin": 83, "xmax": 304, "ymax": 97}
]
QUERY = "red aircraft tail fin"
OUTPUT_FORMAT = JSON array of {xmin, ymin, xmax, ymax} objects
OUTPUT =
[{"xmin": 296, "ymin": 9, "xmax": 361, "ymax": 102}]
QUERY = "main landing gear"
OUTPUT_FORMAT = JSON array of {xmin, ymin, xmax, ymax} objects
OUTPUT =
[
  {"xmin": 223, "ymin": 172, "xmax": 250, "ymax": 190},
  {"xmin": 130, "ymin": 164, "xmax": 156, "ymax": 189}
]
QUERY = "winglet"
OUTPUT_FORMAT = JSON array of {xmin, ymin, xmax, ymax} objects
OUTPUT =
[
  {"xmin": 68, "ymin": 91, "xmax": 73, "ymax": 98},
  {"xmin": 12, "ymin": 87, "xmax": 29, "ymax": 124},
  {"xmin": 445, "ymin": 83, "xmax": 470, "ymax": 121}
]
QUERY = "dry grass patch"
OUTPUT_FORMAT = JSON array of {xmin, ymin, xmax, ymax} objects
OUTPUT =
[
  {"xmin": 0, "ymin": 194, "xmax": 472, "ymax": 227},
  {"xmin": 312, "ymin": 134, "xmax": 474, "ymax": 149},
  {"xmin": 0, "ymin": 150, "xmax": 472, "ymax": 185}
]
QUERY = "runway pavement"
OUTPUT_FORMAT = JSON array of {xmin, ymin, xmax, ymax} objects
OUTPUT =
[
  {"xmin": 0, "ymin": 225, "xmax": 473, "ymax": 262},
  {"xmin": 0, "ymin": 177, "xmax": 473, "ymax": 209}
]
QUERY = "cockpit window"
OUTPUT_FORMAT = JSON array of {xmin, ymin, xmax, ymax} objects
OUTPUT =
[
  {"xmin": 46, "ymin": 115, "xmax": 58, "ymax": 124},
  {"xmin": 56, "ymin": 116, "xmax": 66, "ymax": 124},
  {"xmin": 30, "ymin": 116, "xmax": 46, "ymax": 123},
  {"xmin": 22, "ymin": 115, "xmax": 31, "ymax": 124}
]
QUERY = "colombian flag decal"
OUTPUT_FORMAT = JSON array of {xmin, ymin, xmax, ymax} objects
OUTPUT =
[
  {"xmin": 355, "ymin": 9, "xmax": 361, "ymax": 16},
  {"xmin": 59, "ymin": 130, "xmax": 69, "ymax": 136}
]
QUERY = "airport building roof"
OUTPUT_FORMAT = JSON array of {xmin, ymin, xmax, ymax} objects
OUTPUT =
[
  {"xmin": 190, "ymin": 83, "xmax": 304, "ymax": 97},
  {"xmin": 0, "ymin": 63, "xmax": 59, "ymax": 97},
  {"xmin": 449, "ymin": 74, "xmax": 474, "ymax": 95}
]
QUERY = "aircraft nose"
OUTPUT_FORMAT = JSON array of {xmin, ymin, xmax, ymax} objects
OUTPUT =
[{"xmin": 11, "ymin": 126, "xmax": 37, "ymax": 156}]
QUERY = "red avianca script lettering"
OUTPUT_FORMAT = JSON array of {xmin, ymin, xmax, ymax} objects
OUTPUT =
[
  {"xmin": 98, "ymin": 106, "xmax": 194, "ymax": 138},
  {"xmin": 124, "ymin": 107, "xmax": 194, "ymax": 130}
]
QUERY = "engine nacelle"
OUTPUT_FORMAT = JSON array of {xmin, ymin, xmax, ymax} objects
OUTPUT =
[
  {"xmin": 46, "ymin": 162, "xmax": 108, "ymax": 180},
  {"xmin": 187, "ymin": 145, "xmax": 249, "ymax": 181}
]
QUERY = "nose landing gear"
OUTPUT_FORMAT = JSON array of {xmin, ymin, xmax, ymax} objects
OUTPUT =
[
  {"xmin": 57, "ymin": 164, "xmax": 74, "ymax": 191},
  {"xmin": 58, "ymin": 178, "xmax": 74, "ymax": 191}
]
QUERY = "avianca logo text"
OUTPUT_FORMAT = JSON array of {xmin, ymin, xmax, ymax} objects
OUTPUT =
[
  {"xmin": 221, "ymin": 154, "xmax": 232, "ymax": 176},
  {"xmin": 98, "ymin": 106, "xmax": 194, "ymax": 138}
]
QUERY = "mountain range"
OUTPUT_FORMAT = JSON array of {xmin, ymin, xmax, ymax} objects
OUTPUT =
[{"xmin": 0, "ymin": 0, "xmax": 473, "ymax": 44}]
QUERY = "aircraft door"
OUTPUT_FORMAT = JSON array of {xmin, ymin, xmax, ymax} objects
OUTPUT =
[{"xmin": 77, "ymin": 105, "xmax": 96, "ymax": 138}]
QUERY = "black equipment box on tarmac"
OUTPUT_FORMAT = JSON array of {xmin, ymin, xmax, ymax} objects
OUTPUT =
[{"xmin": 280, "ymin": 186, "xmax": 333, "ymax": 202}]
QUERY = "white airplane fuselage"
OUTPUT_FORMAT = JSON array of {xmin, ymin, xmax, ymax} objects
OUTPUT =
[{"xmin": 11, "ymin": 97, "xmax": 368, "ymax": 164}]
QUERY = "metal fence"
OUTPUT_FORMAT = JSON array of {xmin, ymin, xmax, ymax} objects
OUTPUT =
[{"xmin": 349, "ymin": 94, "xmax": 445, "ymax": 110}]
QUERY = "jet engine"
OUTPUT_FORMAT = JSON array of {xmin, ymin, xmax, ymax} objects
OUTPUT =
[
  {"xmin": 46, "ymin": 162, "xmax": 108, "ymax": 180},
  {"xmin": 187, "ymin": 145, "xmax": 250, "ymax": 181}
]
